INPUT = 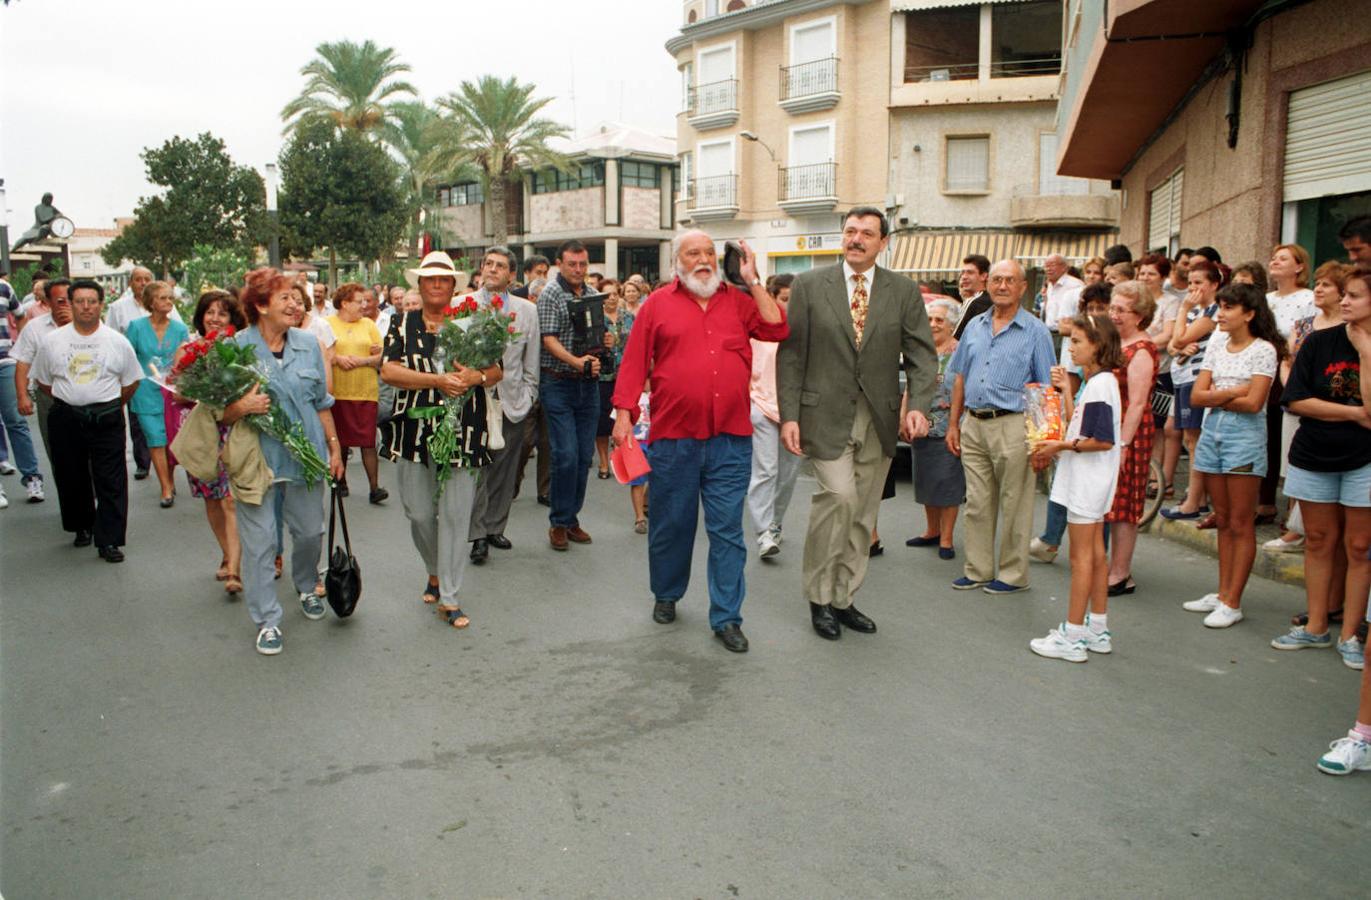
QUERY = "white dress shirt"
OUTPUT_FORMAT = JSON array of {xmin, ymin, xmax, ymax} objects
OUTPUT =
[{"xmin": 1043, "ymin": 273, "xmax": 1084, "ymax": 332}]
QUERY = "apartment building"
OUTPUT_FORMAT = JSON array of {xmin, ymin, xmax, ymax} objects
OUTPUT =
[
  {"xmin": 1054, "ymin": 0, "xmax": 1371, "ymax": 265},
  {"xmin": 670, "ymin": 0, "xmax": 1119, "ymax": 285},
  {"xmin": 432, "ymin": 123, "xmax": 679, "ymax": 281}
]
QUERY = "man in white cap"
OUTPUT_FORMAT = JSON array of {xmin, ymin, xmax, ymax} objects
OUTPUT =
[{"xmin": 380, "ymin": 251, "xmax": 502, "ymax": 630}]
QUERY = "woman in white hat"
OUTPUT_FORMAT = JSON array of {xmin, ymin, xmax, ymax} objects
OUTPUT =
[{"xmin": 380, "ymin": 252, "xmax": 501, "ymax": 630}]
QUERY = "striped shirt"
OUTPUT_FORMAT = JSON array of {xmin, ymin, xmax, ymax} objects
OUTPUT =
[{"xmin": 946, "ymin": 305, "xmax": 1056, "ymax": 411}]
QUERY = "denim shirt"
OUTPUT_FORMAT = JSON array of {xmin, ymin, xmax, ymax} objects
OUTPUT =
[{"xmin": 236, "ymin": 326, "xmax": 333, "ymax": 484}]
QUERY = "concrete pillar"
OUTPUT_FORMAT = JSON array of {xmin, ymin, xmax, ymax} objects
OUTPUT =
[
  {"xmin": 603, "ymin": 238, "xmax": 619, "ymax": 279},
  {"xmin": 604, "ymin": 159, "xmax": 620, "ymax": 227},
  {"xmin": 978, "ymin": 4, "xmax": 992, "ymax": 81},
  {"xmin": 890, "ymin": 12, "xmax": 906, "ymax": 94},
  {"xmin": 659, "ymin": 240, "xmax": 673, "ymax": 282}
]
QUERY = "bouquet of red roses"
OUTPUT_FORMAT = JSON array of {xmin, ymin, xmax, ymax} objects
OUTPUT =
[
  {"xmin": 166, "ymin": 327, "xmax": 331, "ymax": 487},
  {"xmin": 409, "ymin": 295, "xmax": 519, "ymax": 496}
]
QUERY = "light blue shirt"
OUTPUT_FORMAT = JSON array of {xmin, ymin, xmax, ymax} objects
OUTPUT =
[
  {"xmin": 236, "ymin": 326, "xmax": 334, "ymax": 484},
  {"xmin": 946, "ymin": 305, "xmax": 1056, "ymax": 412}
]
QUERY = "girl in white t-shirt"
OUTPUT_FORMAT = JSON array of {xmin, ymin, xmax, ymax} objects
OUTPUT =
[
  {"xmin": 1181, "ymin": 282, "xmax": 1281, "ymax": 629},
  {"xmin": 1028, "ymin": 314, "xmax": 1124, "ymax": 663}
]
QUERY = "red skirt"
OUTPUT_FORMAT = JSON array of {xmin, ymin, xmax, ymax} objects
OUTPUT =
[{"xmin": 333, "ymin": 399, "xmax": 378, "ymax": 448}]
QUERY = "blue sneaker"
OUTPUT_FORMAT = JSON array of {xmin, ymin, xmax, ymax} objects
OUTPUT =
[
  {"xmin": 1337, "ymin": 637, "xmax": 1366, "ymax": 670},
  {"xmin": 1270, "ymin": 626, "xmax": 1333, "ymax": 651},
  {"xmin": 300, "ymin": 591, "xmax": 327, "ymax": 621},
  {"xmin": 1161, "ymin": 507, "xmax": 1200, "ymax": 520},
  {"xmin": 255, "ymin": 626, "xmax": 283, "ymax": 656},
  {"xmin": 983, "ymin": 580, "xmax": 1029, "ymax": 595},
  {"xmin": 952, "ymin": 576, "xmax": 987, "ymax": 590}
]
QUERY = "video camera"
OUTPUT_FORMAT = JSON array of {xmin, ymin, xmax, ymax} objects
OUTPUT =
[{"xmin": 564, "ymin": 290, "xmax": 613, "ymax": 378}]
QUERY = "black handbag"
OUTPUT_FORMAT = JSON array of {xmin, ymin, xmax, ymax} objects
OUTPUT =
[{"xmin": 325, "ymin": 486, "xmax": 361, "ymax": 617}]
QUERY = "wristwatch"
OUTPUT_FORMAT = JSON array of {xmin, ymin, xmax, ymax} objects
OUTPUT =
[
  {"xmin": 479, "ymin": 371, "xmax": 487, "ymax": 385},
  {"xmin": 749, "ymin": 277, "xmax": 762, "ymax": 287}
]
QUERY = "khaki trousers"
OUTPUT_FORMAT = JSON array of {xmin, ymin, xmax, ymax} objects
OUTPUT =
[
  {"xmin": 960, "ymin": 412, "xmax": 1034, "ymax": 587},
  {"xmin": 802, "ymin": 397, "xmax": 892, "ymax": 609}
]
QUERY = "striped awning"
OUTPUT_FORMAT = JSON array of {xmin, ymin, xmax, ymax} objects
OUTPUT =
[{"xmin": 889, "ymin": 229, "xmax": 1120, "ymax": 274}]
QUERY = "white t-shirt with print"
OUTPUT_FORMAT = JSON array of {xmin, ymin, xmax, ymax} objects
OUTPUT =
[
  {"xmin": 32, "ymin": 323, "xmax": 142, "ymax": 406},
  {"xmin": 1199, "ymin": 330, "xmax": 1278, "ymax": 389},
  {"xmin": 1266, "ymin": 288, "xmax": 1315, "ymax": 340},
  {"xmin": 1049, "ymin": 370, "xmax": 1122, "ymax": 521}
]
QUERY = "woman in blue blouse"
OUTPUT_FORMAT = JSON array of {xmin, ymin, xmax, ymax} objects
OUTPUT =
[{"xmin": 126, "ymin": 281, "xmax": 189, "ymax": 507}]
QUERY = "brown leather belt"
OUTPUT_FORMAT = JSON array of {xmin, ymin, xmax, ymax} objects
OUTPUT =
[{"xmin": 967, "ymin": 407, "xmax": 1017, "ymax": 420}]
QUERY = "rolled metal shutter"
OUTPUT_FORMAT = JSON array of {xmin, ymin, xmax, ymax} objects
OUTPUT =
[
  {"xmin": 1148, "ymin": 169, "xmax": 1181, "ymax": 251},
  {"xmin": 1283, "ymin": 69, "xmax": 1371, "ymax": 203}
]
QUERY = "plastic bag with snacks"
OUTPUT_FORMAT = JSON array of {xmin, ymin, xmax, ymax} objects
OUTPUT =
[{"xmin": 1023, "ymin": 383, "xmax": 1063, "ymax": 447}]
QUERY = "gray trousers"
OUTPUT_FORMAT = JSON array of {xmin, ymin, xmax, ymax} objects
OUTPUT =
[
  {"xmin": 397, "ymin": 459, "xmax": 477, "ymax": 606},
  {"xmin": 468, "ymin": 414, "xmax": 531, "ymax": 540},
  {"xmin": 746, "ymin": 405, "xmax": 802, "ymax": 537},
  {"xmin": 236, "ymin": 481, "xmax": 325, "ymax": 630}
]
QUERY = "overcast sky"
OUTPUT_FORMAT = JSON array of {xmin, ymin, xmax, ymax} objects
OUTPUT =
[{"xmin": 0, "ymin": 0, "xmax": 683, "ymax": 230}]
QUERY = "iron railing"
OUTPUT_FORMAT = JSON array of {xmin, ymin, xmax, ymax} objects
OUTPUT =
[
  {"xmin": 780, "ymin": 57, "xmax": 838, "ymax": 100},
  {"xmin": 990, "ymin": 56, "xmax": 1061, "ymax": 77},
  {"xmin": 903, "ymin": 61, "xmax": 978, "ymax": 83},
  {"xmin": 686, "ymin": 174, "xmax": 738, "ymax": 209},
  {"xmin": 686, "ymin": 79, "xmax": 738, "ymax": 117},
  {"xmin": 904, "ymin": 55, "xmax": 1061, "ymax": 82},
  {"xmin": 778, "ymin": 163, "xmax": 837, "ymax": 202}
]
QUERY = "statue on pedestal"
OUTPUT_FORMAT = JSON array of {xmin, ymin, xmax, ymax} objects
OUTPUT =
[{"xmin": 11, "ymin": 193, "xmax": 69, "ymax": 252}]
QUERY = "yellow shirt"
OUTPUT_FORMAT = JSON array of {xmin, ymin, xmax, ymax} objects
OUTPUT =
[{"xmin": 327, "ymin": 315, "xmax": 381, "ymax": 402}]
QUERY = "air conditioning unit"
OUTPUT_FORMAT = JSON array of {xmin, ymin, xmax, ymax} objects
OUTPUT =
[{"xmin": 931, "ymin": 69, "xmax": 951, "ymax": 82}]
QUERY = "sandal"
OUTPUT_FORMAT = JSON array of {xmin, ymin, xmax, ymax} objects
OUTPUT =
[
  {"xmin": 1292, "ymin": 609, "xmax": 1344, "ymax": 627},
  {"xmin": 634, "ymin": 519, "xmax": 647, "ymax": 534},
  {"xmin": 225, "ymin": 575, "xmax": 243, "ymax": 595},
  {"xmin": 273, "ymin": 555, "xmax": 283, "ymax": 580},
  {"xmin": 216, "ymin": 560, "xmax": 230, "ymax": 581},
  {"xmin": 438, "ymin": 605, "xmax": 470, "ymax": 629},
  {"xmin": 1196, "ymin": 512, "xmax": 1218, "ymax": 530},
  {"xmin": 422, "ymin": 582, "xmax": 441, "ymax": 605}
]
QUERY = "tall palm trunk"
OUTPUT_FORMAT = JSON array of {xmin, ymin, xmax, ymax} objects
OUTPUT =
[{"xmin": 489, "ymin": 175, "xmax": 507, "ymax": 247}]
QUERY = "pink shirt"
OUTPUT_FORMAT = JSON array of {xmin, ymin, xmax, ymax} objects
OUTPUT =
[{"xmin": 749, "ymin": 338, "xmax": 780, "ymax": 423}]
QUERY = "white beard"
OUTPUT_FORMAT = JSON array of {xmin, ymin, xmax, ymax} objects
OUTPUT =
[{"xmin": 677, "ymin": 263, "xmax": 721, "ymax": 299}]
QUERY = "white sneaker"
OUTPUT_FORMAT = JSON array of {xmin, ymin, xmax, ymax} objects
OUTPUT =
[
  {"xmin": 1317, "ymin": 733, "xmax": 1371, "ymax": 775},
  {"xmin": 1182, "ymin": 592, "xmax": 1220, "ymax": 612},
  {"xmin": 768, "ymin": 526, "xmax": 783, "ymax": 546},
  {"xmin": 24, "ymin": 477, "xmax": 44, "ymax": 503},
  {"xmin": 1083, "ymin": 629, "xmax": 1113, "ymax": 654},
  {"xmin": 1030, "ymin": 626, "xmax": 1088, "ymax": 663},
  {"xmin": 1028, "ymin": 537, "xmax": 1058, "ymax": 564},
  {"xmin": 1263, "ymin": 534, "xmax": 1304, "ymax": 552},
  {"xmin": 255, "ymin": 626, "xmax": 283, "ymax": 656},
  {"xmin": 1203, "ymin": 603, "xmax": 1244, "ymax": 628},
  {"xmin": 0, "ymin": 461, "xmax": 16, "ymax": 476},
  {"xmin": 0, "ymin": 487, "xmax": 8, "ymax": 510},
  {"xmin": 757, "ymin": 531, "xmax": 780, "ymax": 559}
]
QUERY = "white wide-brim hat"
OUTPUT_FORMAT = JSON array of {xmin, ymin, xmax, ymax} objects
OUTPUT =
[{"xmin": 406, "ymin": 251, "xmax": 469, "ymax": 291}]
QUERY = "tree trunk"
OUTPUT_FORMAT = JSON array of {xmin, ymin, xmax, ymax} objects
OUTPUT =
[
  {"xmin": 490, "ymin": 175, "xmax": 507, "ymax": 247},
  {"xmin": 329, "ymin": 247, "xmax": 337, "ymax": 290},
  {"xmin": 410, "ymin": 205, "xmax": 422, "ymax": 260}
]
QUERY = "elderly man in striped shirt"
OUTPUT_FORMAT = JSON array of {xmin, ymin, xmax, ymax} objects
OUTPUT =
[{"xmin": 944, "ymin": 260, "xmax": 1056, "ymax": 595}]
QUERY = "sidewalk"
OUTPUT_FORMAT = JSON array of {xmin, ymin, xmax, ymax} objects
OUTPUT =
[{"xmin": 1146, "ymin": 514, "xmax": 1306, "ymax": 587}]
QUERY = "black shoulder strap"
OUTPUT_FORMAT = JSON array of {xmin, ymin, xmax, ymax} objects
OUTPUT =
[{"xmin": 329, "ymin": 486, "xmax": 353, "ymax": 555}]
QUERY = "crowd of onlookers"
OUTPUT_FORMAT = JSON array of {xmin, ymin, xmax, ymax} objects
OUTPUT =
[{"xmin": 1, "ymin": 210, "xmax": 1369, "ymax": 776}]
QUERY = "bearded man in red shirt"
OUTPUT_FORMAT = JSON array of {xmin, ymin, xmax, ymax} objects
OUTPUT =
[{"xmin": 611, "ymin": 231, "xmax": 788, "ymax": 653}]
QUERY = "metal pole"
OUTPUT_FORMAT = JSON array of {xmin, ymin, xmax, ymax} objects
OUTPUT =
[
  {"xmin": 264, "ymin": 164, "xmax": 281, "ymax": 269},
  {"xmin": 0, "ymin": 179, "xmax": 11, "ymax": 276}
]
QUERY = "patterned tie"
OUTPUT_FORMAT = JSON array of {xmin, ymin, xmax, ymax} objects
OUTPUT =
[{"xmin": 850, "ymin": 272, "xmax": 869, "ymax": 348}]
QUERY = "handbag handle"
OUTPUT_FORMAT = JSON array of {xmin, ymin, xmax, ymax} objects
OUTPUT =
[{"xmin": 329, "ymin": 486, "xmax": 354, "ymax": 557}]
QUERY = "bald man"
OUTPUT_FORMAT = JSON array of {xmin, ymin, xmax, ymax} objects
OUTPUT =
[{"xmin": 944, "ymin": 260, "xmax": 1056, "ymax": 594}]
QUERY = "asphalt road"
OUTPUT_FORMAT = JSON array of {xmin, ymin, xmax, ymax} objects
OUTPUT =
[{"xmin": 2, "ymin": 453, "xmax": 1367, "ymax": 898}]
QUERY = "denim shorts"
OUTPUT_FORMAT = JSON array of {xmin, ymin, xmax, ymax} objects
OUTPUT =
[
  {"xmin": 1284, "ymin": 461, "xmax": 1371, "ymax": 508},
  {"xmin": 1193, "ymin": 409, "xmax": 1266, "ymax": 478},
  {"xmin": 1173, "ymin": 382, "xmax": 1205, "ymax": 430}
]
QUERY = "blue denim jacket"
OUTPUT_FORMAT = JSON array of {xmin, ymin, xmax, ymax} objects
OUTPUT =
[{"xmin": 236, "ymin": 326, "xmax": 333, "ymax": 484}]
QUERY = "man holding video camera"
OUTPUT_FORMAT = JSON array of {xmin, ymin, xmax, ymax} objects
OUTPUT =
[{"xmin": 538, "ymin": 239, "xmax": 610, "ymax": 550}]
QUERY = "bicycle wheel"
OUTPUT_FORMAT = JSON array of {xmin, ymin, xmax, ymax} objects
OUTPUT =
[{"xmin": 1140, "ymin": 457, "xmax": 1165, "ymax": 527}]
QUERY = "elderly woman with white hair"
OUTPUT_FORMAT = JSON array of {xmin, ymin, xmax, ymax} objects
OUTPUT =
[{"xmin": 905, "ymin": 297, "xmax": 965, "ymax": 558}]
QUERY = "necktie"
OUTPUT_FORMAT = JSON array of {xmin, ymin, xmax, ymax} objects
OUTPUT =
[{"xmin": 850, "ymin": 272, "xmax": 869, "ymax": 348}]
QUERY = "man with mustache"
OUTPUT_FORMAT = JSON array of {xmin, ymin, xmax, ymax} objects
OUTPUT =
[
  {"xmin": 778, "ymin": 206, "xmax": 937, "ymax": 640},
  {"xmin": 611, "ymin": 230, "xmax": 787, "ymax": 653}
]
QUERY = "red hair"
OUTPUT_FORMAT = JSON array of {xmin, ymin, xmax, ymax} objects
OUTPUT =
[{"xmin": 241, "ymin": 267, "xmax": 294, "ymax": 325}]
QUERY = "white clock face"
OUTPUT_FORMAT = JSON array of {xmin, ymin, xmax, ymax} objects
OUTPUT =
[{"xmin": 50, "ymin": 216, "xmax": 75, "ymax": 238}]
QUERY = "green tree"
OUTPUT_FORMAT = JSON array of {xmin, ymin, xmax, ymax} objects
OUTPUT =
[
  {"xmin": 278, "ymin": 118, "xmax": 408, "ymax": 286},
  {"xmin": 281, "ymin": 40, "xmax": 416, "ymax": 134},
  {"xmin": 435, "ymin": 76, "xmax": 572, "ymax": 246},
  {"xmin": 183, "ymin": 244, "xmax": 252, "ymax": 296},
  {"xmin": 378, "ymin": 101, "xmax": 480, "ymax": 261},
  {"xmin": 101, "ymin": 133, "xmax": 268, "ymax": 277}
]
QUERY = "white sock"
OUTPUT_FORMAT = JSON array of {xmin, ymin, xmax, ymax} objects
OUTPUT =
[
  {"xmin": 1089, "ymin": 613, "xmax": 1108, "ymax": 634},
  {"xmin": 1064, "ymin": 622, "xmax": 1089, "ymax": 641}
]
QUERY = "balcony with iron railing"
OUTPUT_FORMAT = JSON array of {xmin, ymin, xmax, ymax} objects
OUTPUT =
[
  {"xmin": 686, "ymin": 79, "xmax": 739, "ymax": 130},
  {"xmin": 779, "ymin": 57, "xmax": 840, "ymax": 114},
  {"xmin": 778, "ymin": 162, "xmax": 838, "ymax": 215},
  {"xmin": 685, "ymin": 174, "xmax": 739, "ymax": 221},
  {"xmin": 903, "ymin": 55, "xmax": 1060, "ymax": 83}
]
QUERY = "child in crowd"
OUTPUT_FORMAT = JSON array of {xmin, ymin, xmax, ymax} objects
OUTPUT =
[
  {"xmin": 1181, "ymin": 283, "xmax": 1281, "ymax": 628},
  {"xmin": 1028, "ymin": 314, "xmax": 1124, "ymax": 662}
]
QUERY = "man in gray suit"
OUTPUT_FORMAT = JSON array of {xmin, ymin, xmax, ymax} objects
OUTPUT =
[
  {"xmin": 468, "ymin": 247, "xmax": 541, "ymax": 564},
  {"xmin": 778, "ymin": 206, "xmax": 937, "ymax": 640}
]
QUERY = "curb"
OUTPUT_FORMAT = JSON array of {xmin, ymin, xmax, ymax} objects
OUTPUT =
[{"xmin": 1145, "ymin": 516, "xmax": 1306, "ymax": 588}]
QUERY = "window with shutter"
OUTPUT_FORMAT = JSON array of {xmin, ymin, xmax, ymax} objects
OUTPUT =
[{"xmin": 945, "ymin": 136, "xmax": 989, "ymax": 192}]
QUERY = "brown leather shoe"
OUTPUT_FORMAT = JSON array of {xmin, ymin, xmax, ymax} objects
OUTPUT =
[
  {"xmin": 566, "ymin": 525, "xmax": 592, "ymax": 544},
  {"xmin": 549, "ymin": 526, "xmax": 569, "ymax": 551}
]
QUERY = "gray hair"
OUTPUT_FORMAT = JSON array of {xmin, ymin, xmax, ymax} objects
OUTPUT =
[
  {"xmin": 483, "ymin": 245, "xmax": 517, "ymax": 273},
  {"xmin": 527, "ymin": 277, "xmax": 547, "ymax": 298},
  {"xmin": 671, "ymin": 229, "xmax": 713, "ymax": 264},
  {"xmin": 926, "ymin": 297, "xmax": 962, "ymax": 328}
]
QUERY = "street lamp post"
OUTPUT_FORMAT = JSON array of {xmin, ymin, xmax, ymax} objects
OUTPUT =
[
  {"xmin": 264, "ymin": 163, "xmax": 281, "ymax": 268},
  {"xmin": 0, "ymin": 179, "xmax": 11, "ymax": 277}
]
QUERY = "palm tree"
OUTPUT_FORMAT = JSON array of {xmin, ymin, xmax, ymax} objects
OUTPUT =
[
  {"xmin": 281, "ymin": 40, "xmax": 416, "ymax": 134},
  {"xmin": 379, "ymin": 101, "xmax": 480, "ymax": 260},
  {"xmin": 435, "ymin": 76, "xmax": 572, "ymax": 246}
]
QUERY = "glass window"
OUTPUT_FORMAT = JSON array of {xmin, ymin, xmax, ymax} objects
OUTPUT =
[
  {"xmin": 621, "ymin": 161, "xmax": 660, "ymax": 188},
  {"xmin": 990, "ymin": 0, "xmax": 1062, "ymax": 77},
  {"xmin": 531, "ymin": 162, "xmax": 605, "ymax": 194},
  {"xmin": 450, "ymin": 182, "xmax": 484, "ymax": 205},
  {"xmin": 945, "ymin": 136, "xmax": 989, "ymax": 192},
  {"xmin": 437, "ymin": 187, "xmax": 450, "ymax": 206}
]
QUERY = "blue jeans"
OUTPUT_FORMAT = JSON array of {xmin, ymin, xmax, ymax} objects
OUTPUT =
[
  {"xmin": 0, "ymin": 367, "xmax": 40, "ymax": 479},
  {"xmin": 647, "ymin": 434, "xmax": 751, "ymax": 631},
  {"xmin": 540, "ymin": 377, "xmax": 599, "ymax": 528}
]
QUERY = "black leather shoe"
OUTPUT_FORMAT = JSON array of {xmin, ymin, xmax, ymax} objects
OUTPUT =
[
  {"xmin": 834, "ymin": 605, "xmax": 877, "ymax": 633},
  {"xmin": 536, "ymin": 494, "xmax": 551, "ymax": 507},
  {"xmin": 810, "ymin": 603, "xmax": 840, "ymax": 640},
  {"xmin": 133, "ymin": 468, "xmax": 149, "ymax": 481},
  {"xmin": 652, "ymin": 601, "xmax": 676, "ymax": 624},
  {"xmin": 98, "ymin": 545, "xmax": 125, "ymax": 563},
  {"xmin": 714, "ymin": 623, "xmax": 749, "ymax": 653},
  {"xmin": 73, "ymin": 529, "xmax": 94, "ymax": 547},
  {"xmin": 868, "ymin": 541, "xmax": 884, "ymax": 557},
  {"xmin": 487, "ymin": 534, "xmax": 513, "ymax": 550},
  {"xmin": 469, "ymin": 538, "xmax": 489, "ymax": 564}
]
